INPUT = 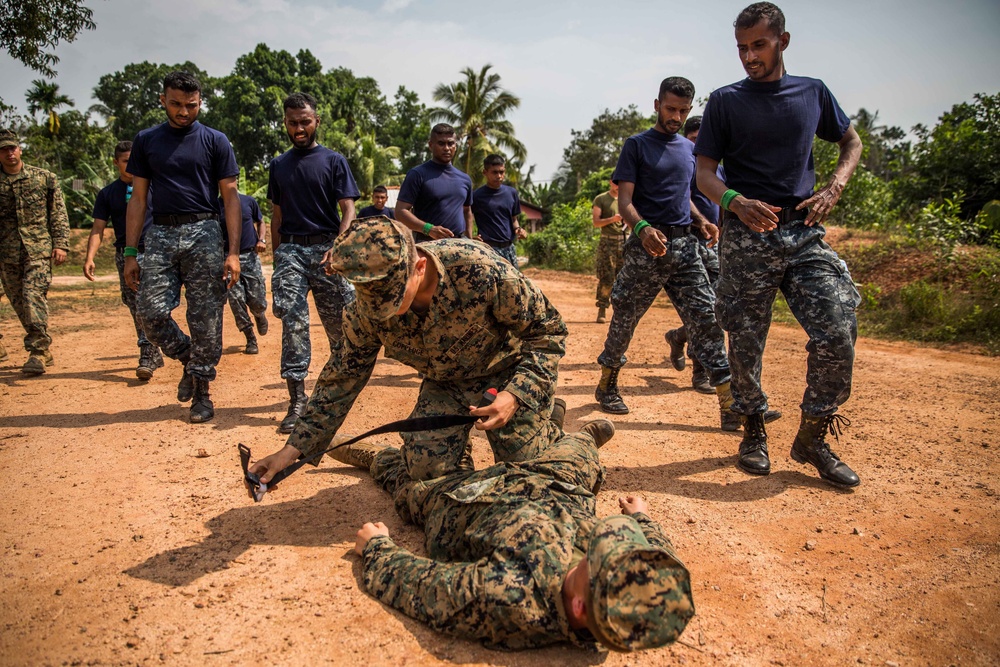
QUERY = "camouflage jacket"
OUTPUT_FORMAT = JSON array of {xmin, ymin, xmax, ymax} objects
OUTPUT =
[
  {"xmin": 361, "ymin": 458, "xmax": 677, "ymax": 651},
  {"xmin": 0, "ymin": 164, "xmax": 70, "ymax": 261},
  {"xmin": 288, "ymin": 239, "xmax": 568, "ymax": 459}
]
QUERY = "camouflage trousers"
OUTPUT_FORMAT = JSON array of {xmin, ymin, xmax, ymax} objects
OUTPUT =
[
  {"xmin": 0, "ymin": 246, "xmax": 52, "ymax": 354},
  {"xmin": 227, "ymin": 250, "xmax": 268, "ymax": 333},
  {"xmin": 714, "ymin": 217, "xmax": 861, "ymax": 417},
  {"xmin": 399, "ymin": 364, "xmax": 564, "ymax": 481},
  {"xmin": 672, "ymin": 238, "xmax": 721, "ymax": 363},
  {"xmin": 595, "ymin": 234, "xmax": 625, "ymax": 308},
  {"xmin": 371, "ymin": 428, "xmax": 604, "ymax": 547},
  {"xmin": 272, "ymin": 241, "xmax": 355, "ymax": 381},
  {"xmin": 114, "ymin": 249, "xmax": 157, "ymax": 354},
  {"xmin": 488, "ymin": 242, "xmax": 519, "ymax": 269},
  {"xmin": 598, "ymin": 233, "xmax": 730, "ymax": 386},
  {"xmin": 137, "ymin": 220, "xmax": 226, "ymax": 382}
]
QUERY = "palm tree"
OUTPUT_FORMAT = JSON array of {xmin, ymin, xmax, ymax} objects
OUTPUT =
[
  {"xmin": 25, "ymin": 79, "xmax": 74, "ymax": 136},
  {"xmin": 430, "ymin": 64, "xmax": 526, "ymax": 185},
  {"xmin": 352, "ymin": 131, "xmax": 402, "ymax": 197}
]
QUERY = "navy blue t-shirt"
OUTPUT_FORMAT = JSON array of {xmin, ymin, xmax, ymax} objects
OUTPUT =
[
  {"xmin": 267, "ymin": 144, "xmax": 360, "ymax": 236},
  {"xmin": 691, "ymin": 164, "xmax": 725, "ymax": 225},
  {"xmin": 471, "ymin": 184, "xmax": 521, "ymax": 243},
  {"xmin": 218, "ymin": 193, "xmax": 263, "ymax": 252},
  {"xmin": 127, "ymin": 121, "xmax": 239, "ymax": 216},
  {"xmin": 397, "ymin": 161, "xmax": 473, "ymax": 237},
  {"xmin": 358, "ymin": 205, "xmax": 395, "ymax": 219},
  {"xmin": 613, "ymin": 129, "xmax": 694, "ymax": 228},
  {"xmin": 695, "ymin": 74, "xmax": 851, "ymax": 207},
  {"xmin": 92, "ymin": 179, "xmax": 154, "ymax": 249}
]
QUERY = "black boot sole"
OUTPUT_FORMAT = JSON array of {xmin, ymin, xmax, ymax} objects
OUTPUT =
[
  {"xmin": 790, "ymin": 447, "xmax": 861, "ymax": 488},
  {"xmin": 736, "ymin": 459, "xmax": 771, "ymax": 475},
  {"xmin": 136, "ymin": 366, "xmax": 154, "ymax": 381}
]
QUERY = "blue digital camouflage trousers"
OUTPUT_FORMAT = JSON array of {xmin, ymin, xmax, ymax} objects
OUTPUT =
[
  {"xmin": 598, "ymin": 233, "xmax": 731, "ymax": 386},
  {"xmin": 137, "ymin": 220, "xmax": 226, "ymax": 381},
  {"xmin": 271, "ymin": 241, "xmax": 355, "ymax": 381},
  {"xmin": 227, "ymin": 250, "xmax": 268, "ymax": 332},
  {"xmin": 488, "ymin": 242, "xmax": 519, "ymax": 269},
  {"xmin": 114, "ymin": 249, "xmax": 156, "ymax": 354},
  {"xmin": 714, "ymin": 218, "xmax": 861, "ymax": 417},
  {"xmin": 0, "ymin": 246, "xmax": 51, "ymax": 354},
  {"xmin": 698, "ymin": 238, "xmax": 720, "ymax": 287}
]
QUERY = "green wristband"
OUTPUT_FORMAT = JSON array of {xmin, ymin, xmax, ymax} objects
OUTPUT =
[
  {"xmin": 632, "ymin": 220, "xmax": 651, "ymax": 236},
  {"xmin": 123, "ymin": 246, "xmax": 139, "ymax": 257},
  {"xmin": 422, "ymin": 222, "xmax": 433, "ymax": 235},
  {"xmin": 720, "ymin": 189, "xmax": 741, "ymax": 212}
]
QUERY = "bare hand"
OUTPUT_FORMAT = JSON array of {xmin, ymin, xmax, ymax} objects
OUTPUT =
[
  {"xmin": 612, "ymin": 214, "xmax": 623, "ymax": 223},
  {"xmin": 514, "ymin": 227, "xmax": 528, "ymax": 240},
  {"xmin": 223, "ymin": 254, "xmax": 241, "ymax": 288},
  {"xmin": 619, "ymin": 494, "xmax": 649, "ymax": 515},
  {"xmin": 697, "ymin": 221, "xmax": 720, "ymax": 248},
  {"xmin": 52, "ymin": 249, "xmax": 67, "ymax": 266},
  {"xmin": 798, "ymin": 181, "xmax": 844, "ymax": 227},
  {"xmin": 427, "ymin": 225, "xmax": 454, "ymax": 240},
  {"xmin": 732, "ymin": 197, "xmax": 780, "ymax": 233},
  {"xmin": 83, "ymin": 259, "xmax": 96, "ymax": 281},
  {"xmin": 469, "ymin": 390, "xmax": 519, "ymax": 430},
  {"xmin": 248, "ymin": 444, "xmax": 302, "ymax": 484},
  {"xmin": 254, "ymin": 241, "xmax": 267, "ymax": 254},
  {"xmin": 639, "ymin": 226, "xmax": 668, "ymax": 257},
  {"xmin": 124, "ymin": 256, "xmax": 140, "ymax": 291},
  {"xmin": 355, "ymin": 521, "xmax": 390, "ymax": 555},
  {"xmin": 321, "ymin": 248, "xmax": 337, "ymax": 275}
]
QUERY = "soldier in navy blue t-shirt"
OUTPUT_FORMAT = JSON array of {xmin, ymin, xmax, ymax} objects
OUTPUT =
[
  {"xmin": 218, "ymin": 193, "xmax": 268, "ymax": 355},
  {"xmin": 123, "ymin": 71, "xmax": 242, "ymax": 424},
  {"xmin": 471, "ymin": 154, "xmax": 525, "ymax": 268},
  {"xmin": 594, "ymin": 77, "xmax": 738, "ymax": 433},
  {"xmin": 694, "ymin": 3, "xmax": 863, "ymax": 487},
  {"xmin": 357, "ymin": 185, "xmax": 395, "ymax": 220},
  {"xmin": 83, "ymin": 140, "xmax": 162, "ymax": 381},
  {"xmin": 268, "ymin": 92, "xmax": 360, "ymax": 434},
  {"xmin": 396, "ymin": 124, "xmax": 473, "ymax": 242}
]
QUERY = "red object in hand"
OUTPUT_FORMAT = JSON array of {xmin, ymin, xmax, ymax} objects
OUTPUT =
[{"xmin": 482, "ymin": 388, "xmax": 498, "ymax": 404}]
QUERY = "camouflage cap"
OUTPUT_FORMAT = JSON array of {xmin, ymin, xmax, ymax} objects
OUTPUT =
[
  {"xmin": 0, "ymin": 129, "xmax": 19, "ymax": 148},
  {"xmin": 587, "ymin": 515, "xmax": 695, "ymax": 652},
  {"xmin": 326, "ymin": 215, "xmax": 417, "ymax": 320}
]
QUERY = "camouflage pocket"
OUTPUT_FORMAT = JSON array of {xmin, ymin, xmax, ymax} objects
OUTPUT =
[
  {"xmin": 445, "ymin": 471, "xmax": 506, "ymax": 503},
  {"xmin": 834, "ymin": 258, "xmax": 862, "ymax": 313},
  {"xmin": 712, "ymin": 278, "xmax": 740, "ymax": 331},
  {"xmin": 444, "ymin": 323, "xmax": 497, "ymax": 365}
]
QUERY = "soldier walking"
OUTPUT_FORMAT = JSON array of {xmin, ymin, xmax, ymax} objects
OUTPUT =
[
  {"xmin": 218, "ymin": 191, "xmax": 268, "ymax": 355},
  {"xmin": 592, "ymin": 179, "xmax": 624, "ymax": 324}
]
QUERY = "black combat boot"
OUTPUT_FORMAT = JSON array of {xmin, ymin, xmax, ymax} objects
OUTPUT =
[
  {"xmin": 254, "ymin": 311, "xmax": 268, "ymax": 336},
  {"xmin": 716, "ymin": 382, "xmax": 742, "ymax": 431},
  {"xmin": 550, "ymin": 398, "xmax": 567, "ymax": 430},
  {"xmin": 737, "ymin": 413, "xmax": 771, "ymax": 475},
  {"xmin": 595, "ymin": 365, "xmax": 629, "ymax": 415},
  {"xmin": 136, "ymin": 345, "xmax": 164, "ymax": 381},
  {"xmin": 243, "ymin": 327, "xmax": 259, "ymax": 355},
  {"xmin": 690, "ymin": 358, "xmax": 713, "ymax": 394},
  {"xmin": 189, "ymin": 378, "xmax": 214, "ymax": 423},
  {"xmin": 326, "ymin": 435, "xmax": 388, "ymax": 470},
  {"xmin": 177, "ymin": 354, "xmax": 194, "ymax": 402},
  {"xmin": 278, "ymin": 378, "xmax": 308, "ymax": 434},
  {"xmin": 579, "ymin": 419, "xmax": 616, "ymax": 448},
  {"xmin": 791, "ymin": 413, "xmax": 860, "ymax": 488},
  {"xmin": 664, "ymin": 328, "xmax": 687, "ymax": 371}
]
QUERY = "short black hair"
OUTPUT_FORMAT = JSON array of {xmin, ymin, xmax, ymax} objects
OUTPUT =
[
  {"xmin": 735, "ymin": 2, "xmax": 786, "ymax": 35},
  {"xmin": 283, "ymin": 92, "xmax": 318, "ymax": 113},
  {"xmin": 114, "ymin": 140, "xmax": 133, "ymax": 160},
  {"xmin": 373, "ymin": 185, "xmax": 388, "ymax": 195},
  {"xmin": 483, "ymin": 154, "xmax": 505, "ymax": 169},
  {"xmin": 430, "ymin": 123, "xmax": 455, "ymax": 139},
  {"xmin": 658, "ymin": 76, "xmax": 695, "ymax": 101},
  {"xmin": 163, "ymin": 71, "xmax": 201, "ymax": 94},
  {"xmin": 683, "ymin": 116, "xmax": 702, "ymax": 138}
]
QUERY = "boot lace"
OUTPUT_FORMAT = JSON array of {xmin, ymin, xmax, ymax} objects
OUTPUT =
[{"xmin": 817, "ymin": 414, "xmax": 851, "ymax": 459}]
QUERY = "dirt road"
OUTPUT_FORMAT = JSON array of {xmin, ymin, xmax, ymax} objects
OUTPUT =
[{"xmin": 1, "ymin": 268, "xmax": 997, "ymax": 666}]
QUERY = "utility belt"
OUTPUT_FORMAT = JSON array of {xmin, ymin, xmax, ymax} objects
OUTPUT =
[
  {"xmin": 482, "ymin": 238, "xmax": 514, "ymax": 249},
  {"xmin": 723, "ymin": 206, "xmax": 808, "ymax": 225},
  {"xmin": 652, "ymin": 224, "xmax": 692, "ymax": 240},
  {"xmin": 152, "ymin": 212, "xmax": 216, "ymax": 226},
  {"xmin": 280, "ymin": 232, "xmax": 335, "ymax": 246}
]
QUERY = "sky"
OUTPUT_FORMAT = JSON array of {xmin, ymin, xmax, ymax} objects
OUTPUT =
[{"xmin": 2, "ymin": 0, "xmax": 999, "ymax": 180}]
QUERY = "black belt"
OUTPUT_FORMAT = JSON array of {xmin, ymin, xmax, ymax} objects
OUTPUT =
[
  {"xmin": 482, "ymin": 238, "xmax": 513, "ymax": 249},
  {"xmin": 723, "ymin": 207, "xmax": 808, "ymax": 225},
  {"xmin": 280, "ymin": 233, "xmax": 335, "ymax": 246},
  {"xmin": 654, "ymin": 224, "xmax": 692, "ymax": 239},
  {"xmin": 152, "ymin": 212, "xmax": 215, "ymax": 226}
]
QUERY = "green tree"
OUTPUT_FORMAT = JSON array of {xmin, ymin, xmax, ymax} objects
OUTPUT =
[
  {"xmin": 555, "ymin": 105, "xmax": 649, "ymax": 201},
  {"xmin": 351, "ymin": 131, "xmax": 402, "ymax": 197},
  {"xmin": 386, "ymin": 86, "xmax": 429, "ymax": 172},
  {"xmin": 430, "ymin": 64, "xmax": 526, "ymax": 185},
  {"xmin": 25, "ymin": 79, "xmax": 74, "ymax": 136},
  {"xmin": 0, "ymin": 0, "xmax": 95, "ymax": 77}
]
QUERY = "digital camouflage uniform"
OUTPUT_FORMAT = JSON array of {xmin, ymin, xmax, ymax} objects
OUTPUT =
[
  {"xmin": 272, "ymin": 241, "xmax": 354, "ymax": 380},
  {"xmin": 228, "ymin": 250, "xmax": 268, "ymax": 334},
  {"xmin": 598, "ymin": 233, "xmax": 730, "ymax": 386},
  {"xmin": 289, "ymin": 220, "xmax": 568, "ymax": 482},
  {"xmin": 593, "ymin": 191, "xmax": 624, "ymax": 309},
  {"xmin": 0, "ymin": 163, "xmax": 69, "ymax": 355},
  {"xmin": 360, "ymin": 434, "xmax": 695, "ymax": 651},
  {"xmin": 715, "ymin": 218, "xmax": 860, "ymax": 415},
  {"xmin": 114, "ymin": 249, "xmax": 160, "ymax": 361},
  {"xmin": 138, "ymin": 220, "xmax": 227, "ymax": 381}
]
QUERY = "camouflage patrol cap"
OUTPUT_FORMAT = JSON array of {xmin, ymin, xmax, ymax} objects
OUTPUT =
[
  {"xmin": 587, "ymin": 515, "xmax": 695, "ymax": 652},
  {"xmin": 0, "ymin": 129, "xmax": 19, "ymax": 148},
  {"xmin": 327, "ymin": 215, "xmax": 417, "ymax": 320}
]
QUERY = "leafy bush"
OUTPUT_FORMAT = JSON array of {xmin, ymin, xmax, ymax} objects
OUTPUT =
[{"xmin": 521, "ymin": 198, "xmax": 598, "ymax": 271}]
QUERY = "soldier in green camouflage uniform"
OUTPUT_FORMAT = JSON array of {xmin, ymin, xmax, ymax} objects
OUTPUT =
[
  {"xmin": 343, "ymin": 432, "xmax": 694, "ymax": 652},
  {"xmin": 592, "ymin": 181, "xmax": 624, "ymax": 324},
  {"xmin": 249, "ymin": 215, "xmax": 569, "ymax": 483},
  {"xmin": 0, "ymin": 129, "xmax": 70, "ymax": 375}
]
